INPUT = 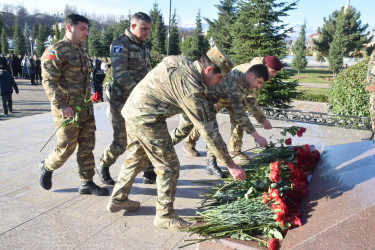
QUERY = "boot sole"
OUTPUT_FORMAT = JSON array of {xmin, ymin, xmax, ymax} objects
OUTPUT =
[{"xmin": 79, "ymin": 188, "xmax": 109, "ymax": 196}]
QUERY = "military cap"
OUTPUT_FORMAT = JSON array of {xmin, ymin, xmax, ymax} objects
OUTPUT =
[{"xmin": 206, "ymin": 45, "xmax": 234, "ymax": 79}]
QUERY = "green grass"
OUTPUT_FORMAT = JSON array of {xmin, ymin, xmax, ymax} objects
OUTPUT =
[
  {"xmin": 287, "ymin": 67, "xmax": 333, "ymax": 84},
  {"xmin": 296, "ymin": 87, "xmax": 330, "ymax": 95}
]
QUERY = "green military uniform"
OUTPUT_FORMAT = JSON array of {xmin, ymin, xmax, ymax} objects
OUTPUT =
[
  {"xmin": 184, "ymin": 57, "xmax": 267, "ymax": 152},
  {"xmin": 366, "ymin": 49, "xmax": 375, "ymax": 130},
  {"xmin": 41, "ymin": 36, "xmax": 95, "ymax": 181},
  {"xmin": 100, "ymin": 29, "xmax": 152, "ymax": 168},
  {"xmin": 110, "ymin": 55, "xmax": 233, "ymax": 219},
  {"xmin": 171, "ymin": 68, "xmax": 258, "ymax": 160}
]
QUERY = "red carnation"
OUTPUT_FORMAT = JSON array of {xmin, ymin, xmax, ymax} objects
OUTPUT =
[
  {"xmin": 285, "ymin": 138, "xmax": 292, "ymax": 145},
  {"xmin": 297, "ymin": 130, "xmax": 303, "ymax": 137},
  {"xmin": 267, "ymin": 238, "xmax": 280, "ymax": 250},
  {"xmin": 269, "ymin": 171, "xmax": 280, "ymax": 183},
  {"xmin": 91, "ymin": 92, "xmax": 101, "ymax": 102},
  {"xmin": 300, "ymin": 127, "xmax": 307, "ymax": 133},
  {"xmin": 270, "ymin": 161, "xmax": 280, "ymax": 172}
]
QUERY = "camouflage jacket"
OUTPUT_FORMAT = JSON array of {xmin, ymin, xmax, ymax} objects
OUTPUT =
[
  {"xmin": 41, "ymin": 36, "xmax": 93, "ymax": 115},
  {"xmin": 233, "ymin": 57, "xmax": 267, "ymax": 124},
  {"xmin": 124, "ymin": 56, "xmax": 232, "ymax": 165},
  {"xmin": 207, "ymin": 69, "xmax": 256, "ymax": 135},
  {"xmin": 110, "ymin": 29, "xmax": 151, "ymax": 101},
  {"xmin": 366, "ymin": 50, "xmax": 375, "ymax": 92}
]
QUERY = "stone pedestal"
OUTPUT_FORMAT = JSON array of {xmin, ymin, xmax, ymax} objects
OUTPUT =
[{"xmin": 282, "ymin": 140, "xmax": 375, "ymax": 249}]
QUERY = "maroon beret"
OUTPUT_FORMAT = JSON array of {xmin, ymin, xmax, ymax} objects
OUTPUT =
[{"xmin": 265, "ymin": 56, "xmax": 283, "ymax": 71}]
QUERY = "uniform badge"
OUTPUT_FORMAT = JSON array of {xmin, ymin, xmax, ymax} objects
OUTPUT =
[
  {"xmin": 45, "ymin": 50, "xmax": 56, "ymax": 60},
  {"xmin": 113, "ymin": 45, "xmax": 123, "ymax": 53}
]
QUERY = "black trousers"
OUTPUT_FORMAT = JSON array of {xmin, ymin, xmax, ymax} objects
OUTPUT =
[
  {"xmin": 30, "ymin": 73, "xmax": 36, "ymax": 85},
  {"xmin": 1, "ymin": 94, "xmax": 12, "ymax": 114}
]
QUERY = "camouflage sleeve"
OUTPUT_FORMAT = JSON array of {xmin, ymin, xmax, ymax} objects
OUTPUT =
[
  {"xmin": 110, "ymin": 39, "xmax": 138, "ymax": 100},
  {"xmin": 227, "ymin": 90, "xmax": 256, "ymax": 134},
  {"xmin": 41, "ymin": 47, "xmax": 68, "ymax": 111},
  {"xmin": 365, "ymin": 52, "xmax": 375, "ymax": 92},
  {"xmin": 181, "ymin": 93, "xmax": 232, "ymax": 165},
  {"xmin": 244, "ymin": 92, "xmax": 266, "ymax": 124}
]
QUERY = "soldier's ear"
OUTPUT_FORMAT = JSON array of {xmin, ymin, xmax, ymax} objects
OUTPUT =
[
  {"xmin": 204, "ymin": 66, "xmax": 214, "ymax": 75},
  {"xmin": 66, "ymin": 23, "xmax": 73, "ymax": 33}
]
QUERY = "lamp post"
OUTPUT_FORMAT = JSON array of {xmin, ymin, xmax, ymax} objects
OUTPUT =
[
  {"xmin": 29, "ymin": 36, "xmax": 33, "ymax": 57},
  {"xmin": 167, "ymin": 0, "xmax": 172, "ymax": 55},
  {"xmin": 209, "ymin": 37, "xmax": 215, "ymax": 49}
]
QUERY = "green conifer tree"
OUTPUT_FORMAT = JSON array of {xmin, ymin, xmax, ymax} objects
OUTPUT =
[
  {"xmin": 292, "ymin": 22, "xmax": 308, "ymax": 78},
  {"xmin": 13, "ymin": 17, "xmax": 27, "ymax": 56},
  {"xmin": 36, "ymin": 23, "xmax": 46, "ymax": 57},
  {"xmin": 231, "ymin": 0, "xmax": 297, "ymax": 64},
  {"xmin": 101, "ymin": 26, "xmax": 115, "ymax": 57},
  {"xmin": 314, "ymin": 7, "xmax": 373, "ymax": 58},
  {"xmin": 52, "ymin": 22, "xmax": 60, "ymax": 44},
  {"xmin": 1, "ymin": 29, "xmax": 9, "ymax": 55},
  {"xmin": 328, "ymin": 14, "xmax": 347, "ymax": 77},
  {"xmin": 231, "ymin": 0, "xmax": 298, "ymax": 108},
  {"xmin": 149, "ymin": 3, "xmax": 166, "ymax": 54},
  {"xmin": 87, "ymin": 21, "xmax": 102, "ymax": 56},
  {"xmin": 205, "ymin": 0, "xmax": 238, "ymax": 55},
  {"xmin": 166, "ymin": 10, "xmax": 180, "ymax": 55}
]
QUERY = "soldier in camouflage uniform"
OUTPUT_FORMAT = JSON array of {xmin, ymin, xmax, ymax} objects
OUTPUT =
[
  {"xmin": 107, "ymin": 46, "xmax": 247, "ymax": 230},
  {"xmin": 183, "ymin": 56, "xmax": 283, "ymax": 162},
  {"xmin": 39, "ymin": 14, "xmax": 108, "ymax": 196},
  {"xmin": 97, "ymin": 12, "xmax": 156, "ymax": 186},
  {"xmin": 171, "ymin": 64, "xmax": 270, "ymax": 178},
  {"xmin": 366, "ymin": 48, "xmax": 375, "ymax": 130}
]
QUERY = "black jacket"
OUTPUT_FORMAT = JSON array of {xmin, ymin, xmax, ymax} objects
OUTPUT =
[{"xmin": 0, "ymin": 71, "xmax": 19, "ymax": 95}]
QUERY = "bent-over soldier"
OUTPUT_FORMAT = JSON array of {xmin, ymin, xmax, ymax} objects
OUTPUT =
[
  {"xmin": 171, "ymin": 64, "xmax": 270, "ymax": 178},
  {"xmin": 107, "ymin": 46, "xmax": 246, "ymax": 230},
  {"xmin": 39, "ymin": 14, "xmax": 108, "ymax": 196},
  {"xmin": 183, "ymin": 56, "xmax": 283, "ymax": 162}
]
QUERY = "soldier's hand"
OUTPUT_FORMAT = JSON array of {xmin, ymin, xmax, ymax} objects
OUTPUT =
[
  {"xmin": 226, "ymin": 161, "xmax": 246, "ymax": 181},
  {"xmin": 261, "ymin": 119, "xmax": 272, "ymax": 130},
  {"xmin": 251, "ymin": 131, "xmax": 268, "ymax": 147},
  {"xmin": 61, "ymin": 107, "xmax": 74, "ymax": 118}
]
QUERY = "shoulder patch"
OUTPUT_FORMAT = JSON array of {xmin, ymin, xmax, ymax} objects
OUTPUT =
[
  {"xmin": 113, "ymin": 45, "xmax": 123, "ymax": 53},
  {"xmin": 45, "ymin": 50, "xmax": 56, "ymax": 60}
]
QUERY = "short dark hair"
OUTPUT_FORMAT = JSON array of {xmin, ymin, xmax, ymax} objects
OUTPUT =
[
  {"xmin": 198, "ymin": 54, "xmax": 221, "ymax": 75},
  {"xmin": 65, "ymin": 14, "xmax": 89, "ymax": 26},
  {"xmin": 247, "ymin": 64, "xmax": 269, "ymax": 82},
  {"xmin": 131, "ymin": 12, "xmax": 152, "ymax": 24}
]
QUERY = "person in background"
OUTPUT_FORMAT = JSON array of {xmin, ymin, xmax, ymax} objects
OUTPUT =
[
  {"xmin": 0, "ymin": 57, "xmax": 19, "ymax": 116},
  {"xmin": 21, "ymin": 54, "xmax": 29, "ymax": 79},
  {"xmin": 35, "ymin": 55, "xmax": 42, "ymax": 84},
  {"xmin": 27, "ymin": 56, "xmax": 36, "ymax": 85}
]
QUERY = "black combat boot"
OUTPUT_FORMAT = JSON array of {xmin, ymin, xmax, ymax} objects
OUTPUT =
[
  {"xmin": 206, "ymin": 158, "xmax": 225, "ymax": 179},
  {"xmin": 79, "ymin": 180, "xmax": 109, "ymax": 196},
  {"xmin": 143, "ymin": 171, "xmax": 157, "ymax": 184},
  {"xmin": 39, "ymin": 160, "xmax": 53, "ymax": 190},
  {"xmin": 96, "ymin": 164, "xmax": 115, "ymax": 185}
]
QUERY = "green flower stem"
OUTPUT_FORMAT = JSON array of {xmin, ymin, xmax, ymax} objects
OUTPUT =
[{"xmin": 40, "ymin": 121, "xmax": 67, "ymax": 152}]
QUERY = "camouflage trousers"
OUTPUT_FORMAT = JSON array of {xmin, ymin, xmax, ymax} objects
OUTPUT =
[
  {"xmin": 370, "ymin": 92, "xmax": 375, "ymax": 130},
  {"xmin": 111, "ymin": 119, "xmax": 180, "ymax": 218},
  {"xmin": 184, "ymin": 100, "xmax": 244, "ymax": 154},
  {"xmin": 45, "ymin": 113, "xmax": 96, "ymax": 182},
  {"xmin": 100, "ymin": 99, "xmax": 153, "ymax": 172}
]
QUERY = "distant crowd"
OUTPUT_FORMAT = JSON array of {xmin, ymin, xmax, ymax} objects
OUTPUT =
[
  {"xmin": 0, "ymin": 53, "xmax": 111, "ymax": 102},
  {"xmin": 0, "ymin": 53, "xmax": 42, "ymax": 85}
]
